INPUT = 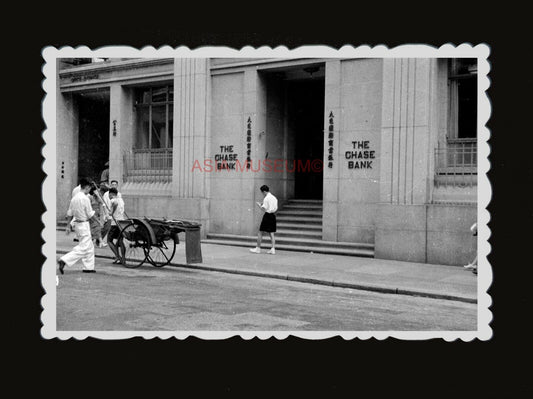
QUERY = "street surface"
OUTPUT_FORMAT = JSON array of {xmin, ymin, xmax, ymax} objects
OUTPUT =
[{"xmin": 56, "ymin": 258, "xmax": 477, "ymax": 331}]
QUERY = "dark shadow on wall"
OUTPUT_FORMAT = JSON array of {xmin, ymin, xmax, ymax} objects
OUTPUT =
[
  {"xmin": 77, "ymin": 92, "xmax": 110, "ymax": 184},
  {"xmin": 287, "ymin": 79, "xmax": 325, "ymax": 199}
]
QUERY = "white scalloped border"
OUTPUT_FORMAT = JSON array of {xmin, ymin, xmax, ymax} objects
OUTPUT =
[{"xmin": 41, "ymin": 44, "xmax": 492, "ymax": 340}]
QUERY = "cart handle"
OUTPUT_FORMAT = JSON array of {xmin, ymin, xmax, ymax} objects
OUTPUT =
[{"xmin": 91, "ymin": 182, "xmax": 130, "ymax": 236}]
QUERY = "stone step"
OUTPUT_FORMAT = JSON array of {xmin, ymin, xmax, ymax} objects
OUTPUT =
[
  {"xmin": 282, "ymin": 204, "xmax": 323, "ymax": 211},
  {"xmin": 275, "ymin": 229, "xmax": 323, "ymax": 239},
  {"xmin": 276, "ymin": 209, "xmax": 323, "ymax": 217},
  {"xmin": 277, "ymin": 222, "xmax": 322, "ymax": 231},
  {"xmin": 206, "ymin": 233, "xmax": 373, "ymax": 251},
  {"xmin": 287, "ymin": 198, "xmax": 323, "ymax": 204},
  {"xmin": 276, "ymin": 215, "xmax": 322, "ymax": 224},
  {"xmin": 285, "ymin": 199, "xmax": 323, "ymax": 205},
  {"xmin": 202, "ymin": 238, "xmax": 374, "ymax": 258}
]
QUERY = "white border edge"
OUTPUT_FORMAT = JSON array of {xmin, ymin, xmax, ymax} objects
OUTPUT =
[{"xmin": 41, "ymin": 43, "xmax": 492, "ymax": 341}]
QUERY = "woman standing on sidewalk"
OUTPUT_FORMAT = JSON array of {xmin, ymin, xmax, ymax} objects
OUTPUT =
[{"xmin": 250, "ymin": 185, "xmax": 278, "ymax": 255}]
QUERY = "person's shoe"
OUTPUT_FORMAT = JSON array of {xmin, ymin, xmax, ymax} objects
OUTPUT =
[
  {"xmin": 472, "ymin": 268, "xmax": 478, "ymax": 275},
  {"xmin": 57, "ymin": 259, "xmax": 65, "ymax": 275},
  {"xmin": 267, "ymin": 248, "xmax": 276, "ymax": 255},
  {"xmin": 249, "ymin": 247, "xmax": 261, "ymax": 254},
  {"xmin": 82, "ymin": 270, "xmax": 96, "ymax": 273},
  {"xmin": 100, "ymin": 242, "xmax": 108, "ymax": 248}
]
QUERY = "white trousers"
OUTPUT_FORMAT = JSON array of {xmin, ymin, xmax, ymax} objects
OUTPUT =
[{"xmin": 60, "ymin": 221, "xmax": 95, "ymax": 271}]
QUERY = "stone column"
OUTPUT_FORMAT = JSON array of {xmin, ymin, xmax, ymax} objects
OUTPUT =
[
  {"xmin": 375, "ymin": 58, "xmax": 437, "ymax": 262},
  {"xmin": 173, "ymin": 58, "xmax": 210, "ymax": 198},
  {"xmin": 172, "ymin": 58, "xmax": 210, "ymax": 232},
  {"xmin": 322, "ymin": 60, "xmax": 341, "ymax": 241},
  {"xmin": 379, "ymin": 58, "xmax": 434, "ymax": 205},
  {"xmin": 109, "ymin": 84, "xmax": 134, "ymax": 186},
  {"xmin": 56, "ymin": 62, "xmax": 79, "ymax": 218},
  {"xmin": 243, "ymin": 68, "xmax": 267, "ymax": 235}
]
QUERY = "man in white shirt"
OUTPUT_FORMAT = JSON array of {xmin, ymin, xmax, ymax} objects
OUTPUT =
[
  {"xmin": 106, "ymin": 187, "xmax": 126, "ymax": 264},
  {"xmin": 66, "ymin": 179, "xmax": 84, "ymax": 235},
  {"xmin": 101, "ymin": 180, "xmax": 121, "ymax": 242},
  {"xmin": 102, "ymin": 180, "xmax": 121, "ymax": 203},
  {"xmin": 58, "ymin": 178, "xmax": 100, "ymax": 274},
  {"xmin": 250, "ymin": 185, "xmax": 278, "ymax": 255},
  {"xmin": 71, "ymin": 184, "xmax": 81, "ymax": 198}
]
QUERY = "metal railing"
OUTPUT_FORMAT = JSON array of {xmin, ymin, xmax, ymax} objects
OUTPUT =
[
  {"xmin": 434, "ymin": 141, "xmax": 477, "ymax": 188},
  {"xmin": 123, "ymin": 148, "xmax": 173, "ymax": 183}
]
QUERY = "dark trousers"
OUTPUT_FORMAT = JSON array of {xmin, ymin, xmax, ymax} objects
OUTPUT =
[{"xmin": 101, "ymin": 220, "xmax": 112, "ymax": 239}]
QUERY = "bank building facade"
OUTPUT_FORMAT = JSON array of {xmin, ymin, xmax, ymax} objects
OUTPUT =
[{"xmin": 56, "ymin": 57, "xmax": 478, "ymax": 266}]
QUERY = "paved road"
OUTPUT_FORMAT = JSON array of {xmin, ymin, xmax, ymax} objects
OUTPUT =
[{"xmin": 56, "ymin": 259, "xmax": 477, "ymax": 331}]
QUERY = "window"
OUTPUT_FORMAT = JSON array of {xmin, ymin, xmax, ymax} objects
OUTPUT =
[
  {"xmin": 448, "ymin": 58, "xmax": 477, "ymax": 141},
  {"xmin": 135, "ymin": 85, "xmax": 174, "ymax": 150},
  {"xmin": 434, "ymin": 59, "xmax": 478, "ymax": 188},
  {"xmin": 124, "ymin": 85, "xmax": 174, "ymax": 183}
]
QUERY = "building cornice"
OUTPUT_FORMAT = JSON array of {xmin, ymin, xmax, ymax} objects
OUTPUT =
[
  {"xmin": 210, "ymin": 58, "xmax": 325, "ymax": 71},
  {"xmin": 59, "ymin": 58, "xmax": 174, "ymax": 77}
]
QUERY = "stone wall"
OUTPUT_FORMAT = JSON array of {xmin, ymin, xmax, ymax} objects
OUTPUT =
[
  {"xmin": 323, "ymin": 59, "xmax": 383, "ymax": 243},
  {"xmin": 208, "ymin": 71, "xmax": 249, "ymax": 235},
  {"xmin": 56, "ymin": 83, "xmax": 79, "ymax": 218},
  {"xmin": 375, "ymin": 203, "xmax": 477, "ymax": 265},
  {"xmin": 56, "ymin": 57, "xmax": 478, "ymax": 265}
]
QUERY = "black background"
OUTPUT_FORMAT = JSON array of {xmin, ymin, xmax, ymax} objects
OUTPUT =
[{"xmin": 8, "ymin": 8, "xmax": 532, "ymax": 396}]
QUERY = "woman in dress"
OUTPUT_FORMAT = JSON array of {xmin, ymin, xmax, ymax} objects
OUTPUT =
[{"xmin": 249, "ymin": 185, "xmax": 278, "ymax": 255}]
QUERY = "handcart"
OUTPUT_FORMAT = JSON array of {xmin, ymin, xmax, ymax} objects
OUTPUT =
[
  {"xmin": 91, "ymin": 182, "xmax": 202, "ymax": 268},
  {"xmin": 116, "ymin": 217, "xmax": 203, "ymax": 268}
]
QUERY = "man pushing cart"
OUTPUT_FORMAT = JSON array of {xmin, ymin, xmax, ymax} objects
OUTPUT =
[{"xmin": 92, "ymin": 182, "xmax": 203, "ymax": 268}]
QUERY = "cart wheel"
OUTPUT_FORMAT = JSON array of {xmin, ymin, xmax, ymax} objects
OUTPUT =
[
  {"xmin": 146, "ymin": 237, "xmax": 177, "ymax": 267},
  {"xmin": 117, "ymin": 221, "xmax": 151, "ymax": 268}
]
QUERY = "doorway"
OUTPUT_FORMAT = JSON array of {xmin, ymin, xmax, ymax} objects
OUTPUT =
[
  {"xmin": 76, "ymin": 90, "xmax": 110, "ymax": 184},
  {"xmin": 287, "ymin": 78, "xmax": 325, "ymax": 199}
]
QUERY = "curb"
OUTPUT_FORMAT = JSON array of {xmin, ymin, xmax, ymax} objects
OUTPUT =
[{"xmin": 56, "ymin": 249, "xmax": 477, "ymax": 304}]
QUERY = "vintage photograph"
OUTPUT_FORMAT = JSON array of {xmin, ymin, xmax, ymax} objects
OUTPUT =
[{"xmin": 41, "ymin": 45, "xmax": 491, "ymax": 339}]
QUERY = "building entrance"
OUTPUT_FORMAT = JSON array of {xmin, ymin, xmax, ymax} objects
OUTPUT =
[
  {"xmin": 76, "ymin": 91, "xmax": 110, "ymax": 184},
  {"xmin": 287, "ymin": 78, "xmax": 325, "ymax": 199}
]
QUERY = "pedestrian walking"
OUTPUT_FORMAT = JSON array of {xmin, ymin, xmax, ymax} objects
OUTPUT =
[
  {"xmin": 100, "ymin": 161, "xmax": 109, "ymax": 185},
  {"xmin": 88, "ymin": 185, "xmax": 104, "ymax": 247},
  {"xmin": 57, "ymin": 178, "xmax": 99, "ymax": 274},
  {"xmin": 109, "ymin": 179, "xmax": 121, "ymax": 194},
  {"xmin": 71, "ymin": 182, "xmax": 81, "ymax": 198},
  {"xmin": 464, "ymin": 222, "xmax": 478, "ymax": 275},
  {"xmin": 250, "ymin": 185, "xmax": 278, "ymax": 255},
  {"xmin": 102, "ymin": 180, "xmax": 122, "ymax": 206},
  {"xmin": 106, "ymin": 187, "xmax": 126, "ymax": 264},
  {"xmin": 66, "ymin": 178, "xmax": 87, "ymax": 237},
  {"xmin": 98, "ymin": 183, "xmax": 111, "ymax": 245},
  {"xmin": 101, "ymin": 180, "xmax": 121, "ymax": 242}
]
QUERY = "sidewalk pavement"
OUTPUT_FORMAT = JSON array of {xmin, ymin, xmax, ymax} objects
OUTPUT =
[{"xmin": 55, "ymin": 230, "xmax": 477, "ymax": 304}]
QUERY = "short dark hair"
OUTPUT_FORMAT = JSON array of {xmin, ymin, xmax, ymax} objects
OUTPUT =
[
  {"xmin": 260, "ymin": 185, "xmax": 269, "ymax": 192},
  {"xmin": 110, "ymin": 180, "xmax": 118, "ymax": 185},
  {"xmin": 79, "ymin": 178, "xmax": 91, "ymax": 189},
  {"xmin": 109, "ymin": 187, "xmax": 118, "ymax": 195}
]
